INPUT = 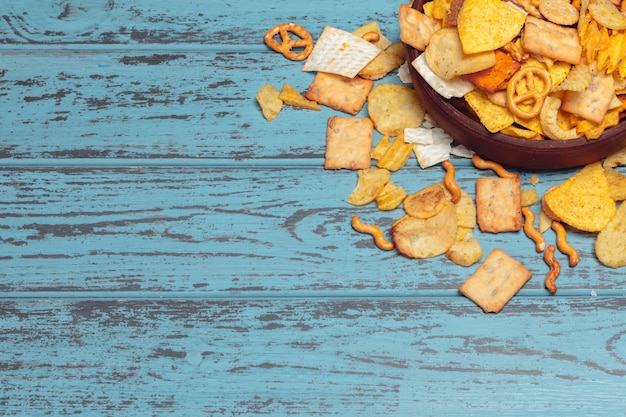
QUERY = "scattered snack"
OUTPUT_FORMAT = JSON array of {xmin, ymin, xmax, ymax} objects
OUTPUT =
[
  {"xmin": 278, "ymin": 84, "xmax": 321, "ymax": 111},
  {"xmin": 352, "ymin": 21, "xmax": 392, "ymax": 50},
  {"xmin": 375, "ymin": 181, "xmax": 408, "ymax": 211},
  {"xmin": 371, "ymin": 136, "xmax": 393, "ymax": 160},
  {"xmin": 595, "ymin": 202, "xmax": 626, "ymax": 268},
  {"xmin": 263, "ymin": 23, "xmax": 313, "ymax": 61},
  {"xmin": 446, "ymin": 227, "xmax": 483, "ymax": 267},
  {"xmin": 256, "ymin": 83, "xmax": 283, "ymax": 121},
  {"xmin": 603, "ymin": 145, "xmax": 626, "ymax": 168},
  {"xmin": 542, "ymin": 161, "xmax": 616, "ymax": 232},
  {"xmin": 324, "ymin": 117, "xmax": 373, "ymax": 170},
  {"xmin": 302, "ymin": 26, "xmax": 381, "ymax": 78},
  {"xmin": 346, "ymin": 167, "xmax": 390, "ymax": 206},
  {"xmin": 458, "ymin": 248, "xmax": 532, "ymax": 313},
  {"xmin": 451, "ymin": 189, "xmax": 477, "ymax": 229},
  {"xmin": 405, "ymin": 126, "xmax": 454, "ymax": 168},
  {"xmin": 306, "ymin": 71, "xmax": 374, "ymax": 115},
  {"xmin": 442, "ymin": 160, "xmax": 461, "ymax": 203},
  {"xmin": 522, "ymin": 207, "xmax": 546, "ymax": 252},
  {"xmin": 604, "ymin": 166, "xmax": 626, "ymax": 201},
  {"xmin": 537, "ymin": 208, "xmax": 554, "ymax": 233},
  {"xmin": 471, "ymin": 155, "xmax": 518, "ymax": 179},
  {"xmin": 398, "ymin": 3, "xmax": 441, "ymax": 51},
  {"xmin": 543, "ymin": 244, "xmax": 561, "ymax": 294},
  {"xmin": 351, "ymin": 215, "xmax": 395, "ymax": 251},
  {"xmin": 367, "ymin": 84, "xmax": 426, "ymax": 137},
  {"xmin": 506, "ymin": 65, "xmax": 552, "ymax": 119},
  {"xmin": 376, "ymin": 132, "xmax": 415, "ymax": 172},
  {"xmin": 359, "ymin": 42, "xmax": 406, "ymax": 80},
  {"xmin": 521, "ymin": 188, "xmax": 540, "ymax": 206},
  {"xmin": 475, "ymin": 176, "xmax": 522, "ymax": 233},
  {"xmin": 403, "ymin": 183, "xmax": 450, "ymax": 219},
  {"xmin": 392, "ymin": 202, "xmax": 458, "ymax": 259},
  {"xmin": 551, "ymin": 221, "xmax": 580, "ymax": 267}
]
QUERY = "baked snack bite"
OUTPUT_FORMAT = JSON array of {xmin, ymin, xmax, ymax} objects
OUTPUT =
[
  {"xmin": 324, "ymin": 116, "xmax": 373, "ymax": 170},
  {"xmin": 305, "ymin": 72, "xmax": 374, "ymax": 115},
  {"xmin": 475, "ymin": 176, "xmax": 522, "ymax": 233},
  {"xmin": 458, "ymin": 248, "xmax": 532, "ymax": 313}
]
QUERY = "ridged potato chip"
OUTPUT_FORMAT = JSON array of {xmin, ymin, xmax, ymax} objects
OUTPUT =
[
  {"xmin": 347, "ymin": 168, "xmax": 390, "ymax": 206},
  {"xmin": 368, "ymin": 84, "xmax": 426, "ymax": 137},
  {"xmin": 376, "ymin": 132, "xmax": 415, "ymax": 171},
  {"xmin": 376, "ymin": 181, "xmax": 408, "ymax": 211},
  {"xmin": 554, "ymin": 64, "xmax": 592, "ymax": 92}
]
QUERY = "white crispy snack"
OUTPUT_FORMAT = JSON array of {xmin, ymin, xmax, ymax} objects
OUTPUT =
[
  {"xmin": 302, "ymin": 26, "xmax": 382, "ymax": 78},
  {"xmin": 459, "ymin": 248, "xmax": 532, "ymax": 313}
]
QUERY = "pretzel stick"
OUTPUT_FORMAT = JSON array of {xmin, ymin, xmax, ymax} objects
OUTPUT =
[
  {"xmin": 543, "ymin": 244, "xmax": 561, "ymax": 294},
  {"xmin": 551, "ymin": 221, "xmax": 580, "ymax": 267},
  {"xmin": 522, "ymin": 207, "xmax": 546, "ymax": 252},
  {"xmin": 351, "ymin": 216, "xmax": 394, "ymax": 251},
  {"xmin": 471, "ymin": 155, "xmax": 518, "ymax": 179},
  {"xmin": 442, "ymin": 160, "xmax": 461, "ymax": 203}
]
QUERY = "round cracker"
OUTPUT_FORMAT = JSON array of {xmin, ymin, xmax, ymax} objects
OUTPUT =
[{"xmin": 367, "ymin": 83, "xmax": 425, "ymax": 137}]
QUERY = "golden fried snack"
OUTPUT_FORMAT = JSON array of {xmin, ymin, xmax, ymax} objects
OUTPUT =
[
  {"xmin": 263, "ymin": 23, "xmax": 313, "ymax": 61},
  {"xmin": 351, "ymin": 216, "xmax": 394, "ymax": 251},
  {"xmin": 551, "ymin": 221, "xmax": 580, "ymax": 267},
  {"xmin": 543, "ymin": 244, "xmax": 561, "ymax": 294},
  {"xmin": 442, "ymin": 160, "xmax": 461, "ymax": 204},
  {"xmin": 471, "ymin": 154, "xmax": 518, "ymax": 179},
  {"xmin": 506, "ymin": 66, "xmax": 552, "ymax": 119},
  {"xmin": 521, "ymin": 207, "xmax": 546, "ymax": 252}
]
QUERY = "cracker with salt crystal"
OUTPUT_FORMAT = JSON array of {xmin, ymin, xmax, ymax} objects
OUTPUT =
[
  {"xmin": 306, "ymin": 72, "xmax": 373, "ymax": 115},
  {"xmin": 476, "ymin": 176, "xmax": 522, "ymax": 233},
  {"xmin": 302, "ymin": 26, "xmax": 382, "ymax": 78},
  {"xmin": 459, "ymin": 248, "xmax": 532, "ymax": 313}
]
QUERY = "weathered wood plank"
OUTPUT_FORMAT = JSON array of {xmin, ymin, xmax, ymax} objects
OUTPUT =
[
  {"xmin": 1, "ymin": 297, "xmax": 626, "ymax": 416},
  {"xmin": 1, "ymin": 166, "xmax": 623, "ymax": 294},
  {"xmin": 0, "ymin": 0, "xmax": 401, "ymax": 46}
]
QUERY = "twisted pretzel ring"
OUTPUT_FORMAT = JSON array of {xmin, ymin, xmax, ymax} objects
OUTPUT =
[
  {"xmin": 263, "ymin": 23, "xmax": 313, "ymax": 61},
  {"xmin": 506, "ymin": 66, "xmax": 552, "ymax": 119}
]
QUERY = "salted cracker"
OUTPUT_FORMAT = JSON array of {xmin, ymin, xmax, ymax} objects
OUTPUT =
[
  {"xmin": 306, "ymin": 72, "xmax": 373, "ymax": 115},
  {"xmin": 458, "ymin": 248, "xmax": 532, "ymax": 313},
  {"xmin": 324, "ymin": 116, "xmax": 373, "ymax": 170},
  {"xmin": 475, "ymin": 176, "xmax": 522, "ymax": 233},
  {"xmin": 302, "ymin": 26, "xmax": 382, "ymax": 78}
]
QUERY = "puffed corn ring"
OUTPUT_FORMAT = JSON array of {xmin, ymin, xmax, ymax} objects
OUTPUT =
[
  {"xmin": 351, "ymin": 215, "xmax": 395, "ymax": 251},
  {"xmin": 543, "ymin": 244, "xmax": 561, "ymax": 294},
  {"xmin": 471, "ymin": 155, "xmax": 518, "ymax": 179},
  {"xmin": 551, "ymin": 221, "xmax": 580, "ymax": 267},
  {"xmin": 522, "ymin": 207, "xmax": 546, "ymax": 252},
  {"xmin": 442, "ymin": 160, "xmax": 461, "ymax": 204}
]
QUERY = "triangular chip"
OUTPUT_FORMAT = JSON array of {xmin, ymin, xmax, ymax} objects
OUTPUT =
[
  {"xmin": 464, "ymin": 89, "xmax": 514, "ymax": 133},
  {"xmin": 278, "ymin": 84, "xmax": 321, "ymax": 111},
  {"xmin": 457, "ymin": 0, "xmax": 526, "ymax": 54},
  {"xmin": 542, "ymin": 161, "xmax": 617, "ymax": 232},
  {"xmin": 302, "ymin": 26, "xmax": 382, "ymax": 78}
]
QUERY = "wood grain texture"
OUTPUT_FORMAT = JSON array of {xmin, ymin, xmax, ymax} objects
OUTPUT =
[
  {"xmin": 2, "ymin": 298, "xmax": 626, "ymax": 416},
  {"xmin": 1, "ymin": 0, "xmax": 626, "ymax": 415}
]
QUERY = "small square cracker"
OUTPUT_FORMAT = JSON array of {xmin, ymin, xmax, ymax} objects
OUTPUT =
[
  {"xmin": 458, "ymin": 248, "xmax": 532, "ymax": 313},
  {"xmin": 306, "ymin": 72, "xmax": 374, "ymax": 115},
  {"xmin": 324, "ymin": 116, "xmax": 373, "ymax": 170},
  {"xmin": 476, "ymin": 176, "xmax": 522, "ymax": 233}
]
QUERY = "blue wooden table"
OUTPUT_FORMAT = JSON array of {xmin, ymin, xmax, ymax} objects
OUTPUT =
[{"xmin": 1, "ymin": 1, "xmax": 626, "ymax": 415}]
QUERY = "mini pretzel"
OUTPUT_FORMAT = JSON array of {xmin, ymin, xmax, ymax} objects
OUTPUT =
[
  {"xmin": 442, "ymin": 160, "xmax": 461, "ymax": 203},
  {"xmin": 471, "ymin": 154, "xmax": 518, "ymax": 179},
  {"xmin": 263, "ymin": 23, "xmax": 313, "ymax": 61},
  {"xmin": 543, "ymin": 244, "xmax": 561, "ymax": 294},
  {"xmin": 522, "ymin": 207, "xmax": 546, "ymax": 252},
  {"xmin": 551, "ymin": 221, "xmax": 580, "ymax": 267},
  {"xmin": 351, "ymin": 216, "xmax": 394, "ymax": 251},
  {"xmin": 506, "ymin": 66, "xmax": 552, "ymax": 119}
]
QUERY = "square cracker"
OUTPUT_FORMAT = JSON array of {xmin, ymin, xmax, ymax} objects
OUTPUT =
[
  {"xmin": 458, "ymin": 248, "xmax": 532, "ymax": 313},
  {"xmin": 324, "ymin": 116, "xmax": 373, "ymax": 170},
  {"xmin": 306, "ymin": 72, "xmax": 374, "ymax": 115},
  {"xmin": 476, "ymin": 176, "xmax": 522, "ymax": 233}
]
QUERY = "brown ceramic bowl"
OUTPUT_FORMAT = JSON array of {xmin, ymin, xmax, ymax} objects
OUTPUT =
[{"xmin": 405, "ymin": 0, "xmax": 626, "ymax": 170}]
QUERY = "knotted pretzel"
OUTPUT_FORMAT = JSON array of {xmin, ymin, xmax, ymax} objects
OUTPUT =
[
  {"xmin": 506, "ymin": 66, "xmax": 552, "ymax": 119},
  {"xmin": 263, "ymin": 23, "xmax": 313, "ymax": 61}
]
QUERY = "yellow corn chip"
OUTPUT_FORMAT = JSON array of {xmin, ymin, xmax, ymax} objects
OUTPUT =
[
  {"xmin": 457, "ymin": 0, "xmax": 526, "ymax": 54},
  {"xmin": 464, "ymin": 89, "xmax": 515, "ymax": 133},
  {"xmin": 278, "ymin": 84, "xmax": 321, "ymax": 111}
]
